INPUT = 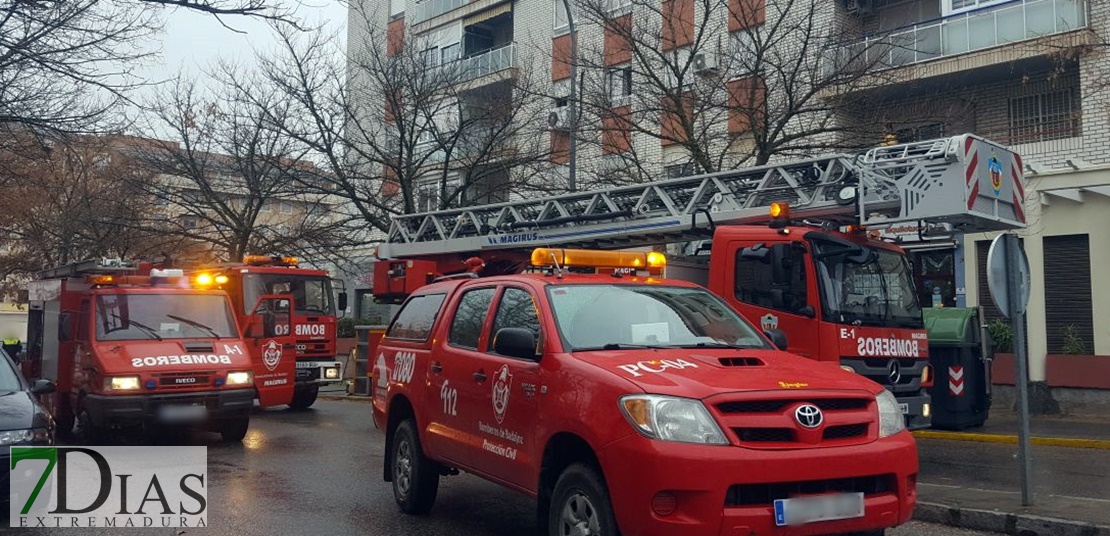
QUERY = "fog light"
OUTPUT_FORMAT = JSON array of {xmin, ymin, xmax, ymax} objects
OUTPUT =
[
  {"xmin": 325, "ymin": 367, "xmax": 340, "ymax": 379},
  {"xmin": 651, "ymin": 492, "xmax": 677, "ymax": 516},
  {"xmin": 922, "ymin": 403, "xmax": 931, "ymax": 418}
]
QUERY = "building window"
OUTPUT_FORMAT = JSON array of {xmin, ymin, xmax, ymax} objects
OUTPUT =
[
  {"xmin": 896, "ymin": 123, "xmax": 946, "ymax": 143},
  {"xmin": 1043, "ymin": 234, "xmax": 1093, "ymax": 354},
  {"xmin": 944, "ymin": 0, "xmax": 1010, "ymax": 16},
  {"xmin": 664, "ymin": 162, "xmax": 695, "ymax": 179},
  {"xmin": 416, "ymin": 182, "xmax": 440, "ymax": 212},
  {"xmin": 608, "ymin": 66, "xmax": 633, "ymax": 105},
  {"xmin": 1008, "ymin": 85, "xmax": 1080, "ymax": 144},
  {"xmin": 441, "ymin": 43, "xmax": 459, "ymax": 64},
  {"xmin": 554, "ymin": 0, "xmax": 572, "ymax": 31},
  {"xmin": 604, "ymin": 0, "xmax": 632, "ymax": 16}
]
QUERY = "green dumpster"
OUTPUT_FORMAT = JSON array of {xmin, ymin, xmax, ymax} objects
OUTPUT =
[{"xmin": 924, "ymin": 307, "xmax": 992, "ymax": 430}]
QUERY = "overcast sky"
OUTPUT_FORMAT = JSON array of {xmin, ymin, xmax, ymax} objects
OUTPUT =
[{"xmin": 141, "ymin": 1, "xmax": 348, "ymax": 93}]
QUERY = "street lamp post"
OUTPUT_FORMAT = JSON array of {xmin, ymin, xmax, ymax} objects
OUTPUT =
[{"xmin": 560, "ymin": 0, "xmax": 577, "ymax": 192}]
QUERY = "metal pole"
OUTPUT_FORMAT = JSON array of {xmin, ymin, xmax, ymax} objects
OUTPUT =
[
  {"xmin": 1004, "ymin": 233, "xmax": 1034, "ymax": 506},
  {"xmin": 561, "ymin": 0, "xmax": 577, "ymax": 192}
]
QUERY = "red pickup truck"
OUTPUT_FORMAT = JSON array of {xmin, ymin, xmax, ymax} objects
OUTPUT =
[{"xmin": 371, "ymin": 250, "xmax": 917, "ymax": 536}]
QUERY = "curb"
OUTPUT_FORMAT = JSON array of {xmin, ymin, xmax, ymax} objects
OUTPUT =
[
  {"xmin": 914, "ymin": 501, "xmax": 1110, "ymax": 536},
  {"xmin": 913, "ymin": 430, "xmax": 1110, "ymax": 450},
  {"xmin": 318, "ymin": 393, "xmax": 373, "ymax": 403}
]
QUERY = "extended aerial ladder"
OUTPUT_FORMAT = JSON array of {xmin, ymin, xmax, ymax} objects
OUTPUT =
[{"xmin": 378, "ymin": 134, "xmax": 1026, "ymax": 260}]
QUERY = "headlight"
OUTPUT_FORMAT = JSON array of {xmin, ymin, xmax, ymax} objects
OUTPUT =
[
  {"xmin": 840, "ymin": 365, "xmax": 856, "ymax": 373},
  {"xmin": 876, "ymin": 390, "xmax": 906, "ymax": 438},
  {"xmin": 226, "ymin": 371, "xmax": 253, "ymax": 386},
  {"xmin": 0, "ymin": 428, "xmax": 50, "ymax": 446},
  {"xmin": 324, "ymin": 367, "xmax": 340, "ymax": 379},
  {"xmin": 106, "ymin": 376, "xmax": 141, "ymax": 391},
  {"xmin": 619, "ymin": 395, "xmax": 728, "ymax": 445}
]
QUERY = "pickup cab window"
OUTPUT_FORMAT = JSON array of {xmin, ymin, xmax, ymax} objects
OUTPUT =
[
  {"xmin": 489, "ymin": 287, "xmax": 543, "ymax": 356},
  {"xmin": 448, "ymin": 288, "xmax": 496, "ymax": 349},
  {"xmin": 386, "ymin": 293, "xmax": 447, "ymax": 341}
]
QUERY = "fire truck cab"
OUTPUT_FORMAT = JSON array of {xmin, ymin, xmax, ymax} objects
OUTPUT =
[
  {"xmin": 374, "ymin": 249, "xmax": 918, "ymax": 536},
  {"xmin": 188, "ymin": 255, "xmax": 347, "ymax": 409},
  {"xmin": 24, "ymin": 259, "xmax": 259, "ymax": 442}
]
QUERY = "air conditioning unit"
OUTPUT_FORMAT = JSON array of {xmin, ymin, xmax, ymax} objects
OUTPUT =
[
  {"xmin": 548, "ymin": 107, "xmax": 571, "ymax": 131},
  {"xmin": 692, "ymin": 52, "xmax": 718, "ymax": 74}
]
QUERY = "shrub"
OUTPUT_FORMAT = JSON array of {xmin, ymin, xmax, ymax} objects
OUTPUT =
[
  {"xmin": 1061, "ymin": 324, "xmax": 1087, "ymax": 355},
  {"xmin": 986, "ymin": 319, "xmax": 1013, "ymax": 353}
]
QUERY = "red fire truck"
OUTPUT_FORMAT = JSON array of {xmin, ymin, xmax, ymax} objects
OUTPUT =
[
  {"xmin": 371, "ymin": 134, "xmax": 1027, "ymax": 429},
  {"xmin": 23, "ymin": 259, "xmax": 297, "ymax": 441},
  {"xmin": 185, "ymin": 255, "xmax": 348, "ymax": 409}
]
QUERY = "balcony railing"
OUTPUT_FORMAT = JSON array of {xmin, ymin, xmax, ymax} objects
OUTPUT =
[
  {"xmin": 830, "ymin": 0, "xmax": 1087, "ymax": 71},
  {"xmin": 413, "ymin": 0, "xmax": 468, "ymax": 24},
  {"xmin": 459, "ymin": 44, "xmax": 516, "ymax": 82}
]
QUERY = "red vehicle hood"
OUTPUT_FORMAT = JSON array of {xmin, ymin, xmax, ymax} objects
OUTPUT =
[
  {"xmin": 576, "ymin": 348, "xmax": 882, "ymax": 399},
  {"xmin": 93, "ymin": 339, "xmax": 253, "ymax": 375}
]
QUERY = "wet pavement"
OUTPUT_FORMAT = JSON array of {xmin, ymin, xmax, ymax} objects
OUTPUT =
[{"xmin": 5, "ymin": 399, "xmax": 1004, "ymax": 535}]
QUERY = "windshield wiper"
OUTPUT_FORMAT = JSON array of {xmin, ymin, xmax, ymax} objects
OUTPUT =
[
  {"xmin": 167, "ymin": 315, "xmax": 222, "ymax": 340},
  {"xmin": 572, "ymin": 343, "xmax": 665, "ymax": 351},
  {"xmin": 112, "ymin": 314, "xmax": 162, "ymax": 341}
]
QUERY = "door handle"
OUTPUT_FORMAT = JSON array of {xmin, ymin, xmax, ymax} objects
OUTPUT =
[
  {"xmin": 473, "ymin": 371, "xmax": 487, "ymax": 382},
  {"xmin": 430, "ymin": 361, "xmax": 443, "ymax": 373}
]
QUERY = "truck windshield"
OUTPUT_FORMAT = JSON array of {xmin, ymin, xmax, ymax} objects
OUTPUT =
[
  {"xmin": 547, "ymin": 284, "xmax": 772, "ymax": 351},
  {"xmin": 95, "ymin": 294, "xmax": 238, "ymax": 341},
  {"xmin": 243, "ymin": 274, "xmax": 334, "ymax": 316},
  {"xmin": 812, "ymin": 240, "xmax": 923, "ymax": 329}
]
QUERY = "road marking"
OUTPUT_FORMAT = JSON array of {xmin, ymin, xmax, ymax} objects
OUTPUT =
[
  {"xmin": 1049, "ymin": 494, "xmax": 1110, "ymax": 505},
  {"xmin": 914, "ymin": 430, "xmax": 1110, "ymax": 450}
]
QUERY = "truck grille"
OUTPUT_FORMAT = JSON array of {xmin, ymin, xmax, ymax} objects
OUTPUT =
[
  {"xmin": 708, "ymin": 392, "xmax": 875, "ymax": 448},
  {"xmin": 156, "ymin": 372, "xmax": 214, "ymax": 388},
  {"xmin": 724, "ymin": 474, "xmax": 896, "ymax": 506}
]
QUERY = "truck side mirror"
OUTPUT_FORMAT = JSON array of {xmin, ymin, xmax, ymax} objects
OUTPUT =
[
  {"xmin": 31, "ymin": 379, "xmax": 56, "ymax": 395},
  {"xmin": 338, "ymin": 292, "xmax": 348, "ymax": 314},
  {"xmin": 764, "ymin": 329, "xmax": 788, "ymax": 351},
  {"xmin": 799, "ymin": 305, "xmax": 816, "ymax": 318},
  {"xmin": 493, "ymin": 328, "xmax": 538, "ymax": 361}
]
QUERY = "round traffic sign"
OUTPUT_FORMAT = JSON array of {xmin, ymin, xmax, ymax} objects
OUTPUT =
[{"xmin": 986, "ymin": 234, "xmax": 1031, "ymax": 317}]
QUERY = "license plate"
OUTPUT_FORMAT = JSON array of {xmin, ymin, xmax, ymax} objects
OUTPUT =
[
  {"xmin": 157, "ymin": 404, "xmax": 208, "ymax": 424},
  {"xmin": 774, "ymin": 492, "xmax": 864, "ymax": 527},
  {"xmin": 899, "ymin": 403, "xmax": 910, "ymax": 414}
]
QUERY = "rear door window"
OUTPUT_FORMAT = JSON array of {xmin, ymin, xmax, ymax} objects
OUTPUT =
[
  {"xmin": 386, "ymin": 293, "xmax": 447, "ymax": 341},
  {"xmin": 448, "ymin": 288, "xmax": 496, "ymax": 350}
]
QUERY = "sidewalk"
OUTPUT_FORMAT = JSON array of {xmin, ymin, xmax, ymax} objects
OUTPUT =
[{"xmin": 914, "ymin": 409, "xmax": 1110, "ymax": 535}]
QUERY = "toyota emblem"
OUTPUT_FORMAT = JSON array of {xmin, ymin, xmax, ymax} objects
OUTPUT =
[
  {"xmin": 888, "ymin": 360, "xmax": 902, "ymax": 385},
  {"xmin": 794, "ymin": 404, "xmax": 823, "ymax": 429}
]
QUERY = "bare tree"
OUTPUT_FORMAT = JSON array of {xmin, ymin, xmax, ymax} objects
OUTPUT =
[
  {"xmin": 247, "ymin": 12, "xmax": 556, "ymax": 245},
  {"xmin": 0, "ymin": 134, "xmax": 174, "ymax": 296},
  {"xmin": 0, "ymin": 0, "xmax": 300, "ymax": 137},
  {"xmin": 568, "ymin": 0, "xmax": 891, "ymax": 186},
  {"xmin": 135, "ymin": 76, "xmax": 346, "ymax": 262}
]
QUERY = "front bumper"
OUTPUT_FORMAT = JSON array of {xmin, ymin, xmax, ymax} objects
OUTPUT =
[
  {"xmin": 83, "ymin": 389, "xmax": 254, "ymax": 427},
  {"xmin": 295, "ymin": 360, "xmax": 344, "ymax": 384},
  {"xmin": 899, "ymin": 394, "xmax": 932, "ymax": 430},
  {"xmin": 599, "ymin": 431, "xmax": 918, "ymax": 536}
]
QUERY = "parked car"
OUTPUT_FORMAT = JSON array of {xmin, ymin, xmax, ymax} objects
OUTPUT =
[{"xmin": 2, "ymin": 347, "xmax": 56, "ymax": 501}]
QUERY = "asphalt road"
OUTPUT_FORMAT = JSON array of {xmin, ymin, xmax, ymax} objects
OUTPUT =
[{"xmin": 5, "ymin": 399, "xmax": 1001, "ymax": 536}]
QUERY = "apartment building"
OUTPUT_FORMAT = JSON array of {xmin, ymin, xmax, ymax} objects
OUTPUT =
[{"xmin": 353, "ymin": 0, "xmax": 1107, "ymax": 407}]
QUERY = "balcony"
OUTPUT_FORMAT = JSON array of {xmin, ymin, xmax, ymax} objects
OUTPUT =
[
  {"xmin": 831, "ymin": 0, "xmax": 1088, "ymax": 71},
  {"xmin": 459, "ymin": 44, "xmax": 516, "ymax": 82}
]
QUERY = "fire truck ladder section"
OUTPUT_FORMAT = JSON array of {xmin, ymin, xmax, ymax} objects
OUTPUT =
[{"xmin": 379, "ymin": 134, "xmax": 1027, "ymax": 258}]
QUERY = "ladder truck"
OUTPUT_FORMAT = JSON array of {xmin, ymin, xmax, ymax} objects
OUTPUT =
[{"xmin": 371, "ymin": 134, "xmax": 1027, "ymax": 429}]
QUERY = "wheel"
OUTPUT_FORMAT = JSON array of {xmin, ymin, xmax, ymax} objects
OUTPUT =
[
  {"xmin": 548, "ymin": 464, "xmax": 620, "ymax": 536},
  {"xmin": 391, "ymin": 419, "xmax": 439, "ymax": 515},
  {"xmin": 219, "ymin": 416, "xmax": 250, "ymax": 442},
  {"xmin": 289, "ymin": 385, "xmax": 319, "ymax": 410},
  {"xmin": 75, "ymin": 407, "xmax": 104, "ymax": 445}
]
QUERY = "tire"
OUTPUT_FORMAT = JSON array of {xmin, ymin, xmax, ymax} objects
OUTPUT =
[
  {"xmin": 289, "ymin": 385, "xmax": 319, "ymax": 410},
  {"xmin": 76, "ymin": 407, "xmax": 104, "ymax": 445},
  {"xmin": 391, "ymin": 419, "xmax": 439, "ymax": 515},
  {"xmin": 548, "ymin": 464, "xmax": 620, "ymax": 536},
  {"xmin": 219, "ymin": 416, "xmax": 250, "ymax": 442}
]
